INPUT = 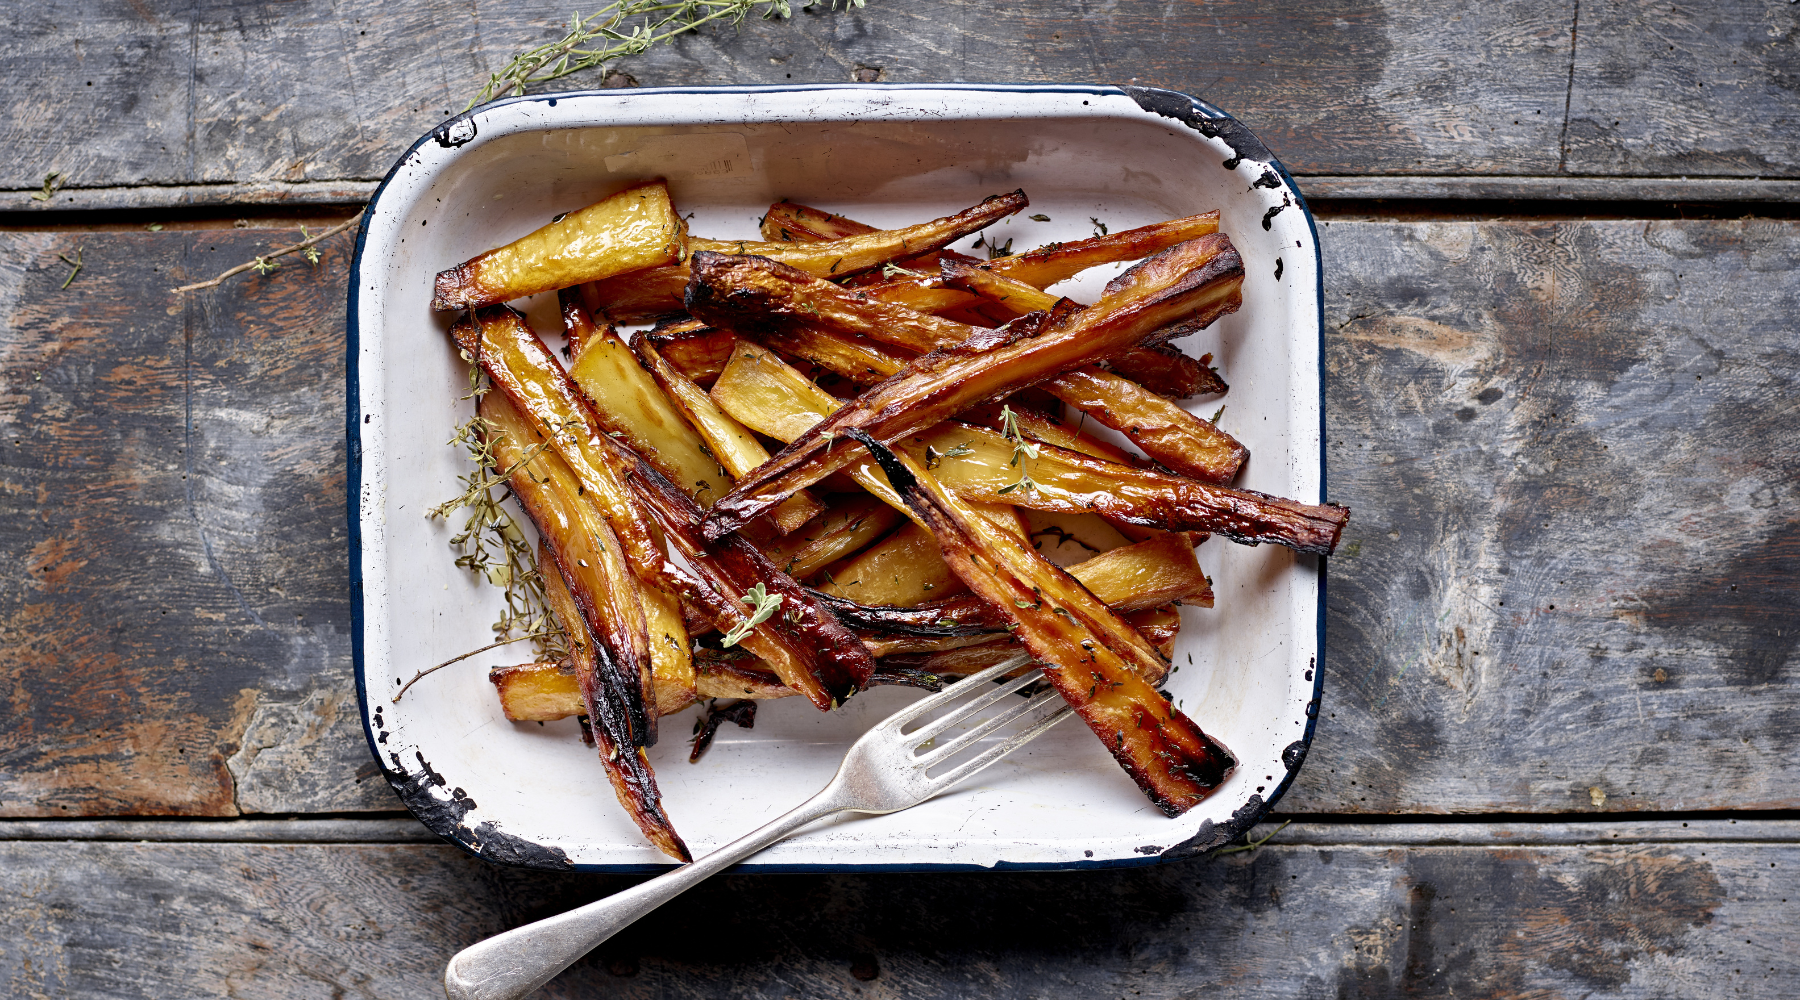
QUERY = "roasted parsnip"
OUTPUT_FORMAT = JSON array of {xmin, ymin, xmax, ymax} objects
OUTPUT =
[
  {"xmin": 561, "ymin": 295, "xmax": 735, "ymax": 508},
  {"xmin": 585, "ymin": 192, "xmax": 1027, "ymax": 321},
  {"xmin": 631, "ymin": 333, "xmax": 825, "ymax": 533},
  {"xmin": 778, "ymin": 211, "xmax": 1226, "ymax": 399},
  {"xmin": 480, "ymin": 391, "xmax": 685, "ymax": 859},
  {"xmin": 847, "ymin": 429, "xmax": 1236, "ymax": 816},
  {"xmin": 692, "ymin": 236, "xmax": 1246, "ymax": 536},
  {"xmin": 759, "ymin": 494, "xmax": 906, "ymax": 580},
  {"xmin": 686, "ymin": 240, "xmax": 1248, "ymax": 501},
  {"xmin": 979, "ymin": 210, "xmax": 1221, "ymax": 289},
  {"xmin": 433, "ymin": 181, "xmax": 684, "ymax": 311},
  {"xmin": 706, "ymin": 343, "xmax": 1345, "ymax": 553},
  {"xmin": 459, "ymin": 307, "xmax": 875, "ymax": 710}
]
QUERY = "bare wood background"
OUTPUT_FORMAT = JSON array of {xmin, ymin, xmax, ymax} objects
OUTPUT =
[
  {"xmin": 5, "ymin": 0, "xmax": 1800, "ymax": 209},
  {"xmin": 4, "ymin": 827, "xmax": 1796, "ymax": 998},
  {"xmin": 1, "ymin": 1, "xmax": 1798, "ymax": 997}
]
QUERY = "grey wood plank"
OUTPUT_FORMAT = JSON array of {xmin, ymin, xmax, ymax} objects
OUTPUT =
[
  {"xmin": 1565, "ymin": 1, "xmax": 1800, "ymax": 178},
  {"xmin": 0, "ymin": 180, "xmax": 383, "ymax": 214},
  {"xmin": 0, "ymin": 0, "xmax": 1574, "ymax": 191},
  {"xmin": 0, "ymin": 817, "xmax": 435, "ymax": 843},
  {"xmin": 13, "ymin": 2, "xmax": 1795, "ymax": 199},
  {"xmin": 1, "ymin": 220, "xmax": 1794, "ymax": 821},
  {"xmin": 1298, "ymin": 217, "xmax": 1800, "ymax": 816},
  {"xmin": 1299, "ymin": 174, "xmax": 1800, "ymax": 203},
  {"xmin": 2, "ymin": 838, "xmax": 1795, "ymax": 998},
  {"xmin": 0, "ymin": 226, "xmax": 393, "ymax": 818},
  {"xmin": 15, "ymin": 174, "xmax": 1800, "ymax": 217},
  {"xmin": 4, "ymin": 815, "xmax": 1797, "ymax": 846}
]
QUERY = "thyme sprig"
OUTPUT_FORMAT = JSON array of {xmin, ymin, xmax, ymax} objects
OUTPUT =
[
  {"xmin": 56, "ymin": 247, "xmax": 83, "ymax": 290},
  {"xmin": 720, "ymin": 582, "xmax": 783, "ymax": 647},
  {"xmin": 172, "ymin": 4, "xmax": 863, "ymax": 296},
  {"xmin": 466, "ymin": 0, "xmax": 826, "ymax": 111},
  {"xmin": 428, "ymin": 411, "xmax": 568, "ymax": 662},
  {"xmin": 392, "ymin": 627, "xmax": 558, "ymax": 702},
  {"xmin": 994, "ymin": 404, "xmax": 1039, "ymax": 495},
  {"xmin": 169, "ymin": 214, "xmax": 362, "ymax": 294},
  {"xmin": 1215, "ymin": 819, "xmax": 1291, "ymax": 856},
  {"xmin": 32, "ymin": 171, "xmax": 65, "ymax": 202}
]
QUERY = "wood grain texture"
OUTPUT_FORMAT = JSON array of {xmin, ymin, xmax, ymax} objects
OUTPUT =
[
  {"xmin": 2, "ymin": 837, "xmax": 1795, "ymax": 998},
  {"xmin": 1296, "ymin": 218, "xmax": 1800, "ymax": 815},
  {"xmin": 0, "ymin": 227, "xmax": 393, "ymax": 816},
  {"xmin": 1, "ymin": 221, "xmax": 1794, "ymax": 820},
  {"xmin": 3, "ymin": 0, "xmax": 1796, "ymax": 197},
  {"xmin": 1565, "ymin": 1, "xmax": 1800, "ymax": 177}
]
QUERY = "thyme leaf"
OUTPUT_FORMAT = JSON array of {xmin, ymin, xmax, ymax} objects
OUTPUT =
[
  {"xmin": 32, "ymin": 171, "xmax": 64, "ymax": 202},
  {"xmin": 428, "ymin": 399, "xmax": 568, "ymax": 665},
  {"xmin": 996, "ymin": 405, "xmax": 1039, "ymax": 493},
  {"xmin": 720, "ymin": 582, "xmax": 783, "ymax": 647}
]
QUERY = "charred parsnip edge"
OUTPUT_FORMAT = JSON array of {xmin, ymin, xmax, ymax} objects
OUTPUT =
[
  {"xmin": 479, "ymin": 390, "xmax": 688, "ymax": 860},
  {"xmin": 846, "ymin": 428, "xmax": 1236, "ymax": 816},
  {"xmin": 692, "ymin": 234, "xmax": 1247, "ymax": 534},
  {"xmin": 459, "ymin": 307, "xmax": 874, "ymax": 711}
]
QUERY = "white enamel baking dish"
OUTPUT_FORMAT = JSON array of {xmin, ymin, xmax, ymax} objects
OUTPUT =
[{"xmin": 350, "ymin": 84, "xmax": 1325, "ymax": 872}]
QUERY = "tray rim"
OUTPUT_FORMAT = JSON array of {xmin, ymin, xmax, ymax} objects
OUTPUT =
[{"xmin": 348, "ymin": 82, "xmax": 1326, "ymax": 873}]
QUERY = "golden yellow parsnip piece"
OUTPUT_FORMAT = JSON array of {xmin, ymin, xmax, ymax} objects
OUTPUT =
[{"xmin": 432, "ymin": 180, "xmax": 682, "ymax": 310}]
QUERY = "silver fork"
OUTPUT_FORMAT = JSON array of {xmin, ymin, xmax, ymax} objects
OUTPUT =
[{"xmin": 443, "ymin": 653, "xmax": 1067, "ymax": 1000}]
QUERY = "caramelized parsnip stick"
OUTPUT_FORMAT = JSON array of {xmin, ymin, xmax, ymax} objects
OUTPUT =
[
  {"xmin": 433, "ymin": 180, "xmax": 683, "ymax": 311},
  {"xmin": 641, "ymin": 320, "xmax": 736, "ymax": 384},
  {"xmin": 535, "ymin": 536, "xmax": 696, "ymax": 720},
  {"xmin": 691, "ymin": 236, "xmax": 1246, "ymax": 538},
  {"xmin": 775, "ymin": 209, "xmax": 1226, "ymax": 397},
  {"xmin": 759, "ymin": 495, "xmax": 906, "ymax": 580},
  {"xmin": 460, "ymin": 308, "xmax": 874, "ymax": 709},
  {"xmin": 480, "ymin": 392, "xmax": 685, "ymax": 859},
  {"xmin": 708, "ymin": 342, "xmax": 1345, "ymax": 553},
  {"xmin": 848, "ymin": 428, "xmax": 1236, "ymax": 816},
  {"xmin": 941, "ymin": 263, "xmax": 1228, "ymax": 398},
  {"xmin": 560, "ymin": 294, "xmax": 734, "ymax": 508},
  {"xmin": 687, "ymin": 244, "xmax": 1248, "ymax": 489},
  {"xmin": 631, "ymin": 334, "xmax": 825, "ymax": 533},
  {"xmin": 585, "ymin": 192, "xmax": 1027, "ymax": 321},
  {"xmin": 980, "ymin": 210, "xmax": 1221, "ymax": 289}
]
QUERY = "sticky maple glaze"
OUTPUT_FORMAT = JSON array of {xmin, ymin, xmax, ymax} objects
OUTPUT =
[
  {"xmin": 850, "ymin": 429, "xmax": 1236, "ymax": 817},
  {"xmin": 691, "ymin": 234, "xmax": 1247, "ymax": 537}
]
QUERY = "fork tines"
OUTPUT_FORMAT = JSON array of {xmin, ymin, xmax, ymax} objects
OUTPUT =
[{"xmin": 877, "ymin": 653, "xmax": 1073, "ymax": 786}]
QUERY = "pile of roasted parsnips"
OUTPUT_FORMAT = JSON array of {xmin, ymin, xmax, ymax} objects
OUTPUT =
[{"xmin": 432, "ymin": 180, "xmax": 1348, "ymax": 860}]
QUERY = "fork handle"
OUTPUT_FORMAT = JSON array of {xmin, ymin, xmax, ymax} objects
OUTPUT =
[{"xmin": 444, "ymin": 790, "xmax": 848, "ymax": 1000}]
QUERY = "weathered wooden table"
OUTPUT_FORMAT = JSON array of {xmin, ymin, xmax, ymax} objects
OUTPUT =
[{"xmin": 4, "ymin": 3, "xmax": 1797, "ymax": 996}]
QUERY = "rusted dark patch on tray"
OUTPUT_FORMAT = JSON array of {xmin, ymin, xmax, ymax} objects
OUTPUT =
[
  {"xmin": 1281, "ymin": 740, "xmax": 1308, "ymax": 771},
  {"xmin": 467, "ymin": 820, "xmax": 574, "ymax": 868},
  {"xmin": 1161, "ymin": 793, "xmax": 1265, "ymax": 860},
  {"xmin": 432, "ymin": 115, "xmax": 477, "ymax": 148},
  {"xmin": 1121, "ymin": 86, "xmax": 1275, "ymax": 169},
  {"xmin": 383, "ymin": 751, "xmax": 573, "ymax": 869}
]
